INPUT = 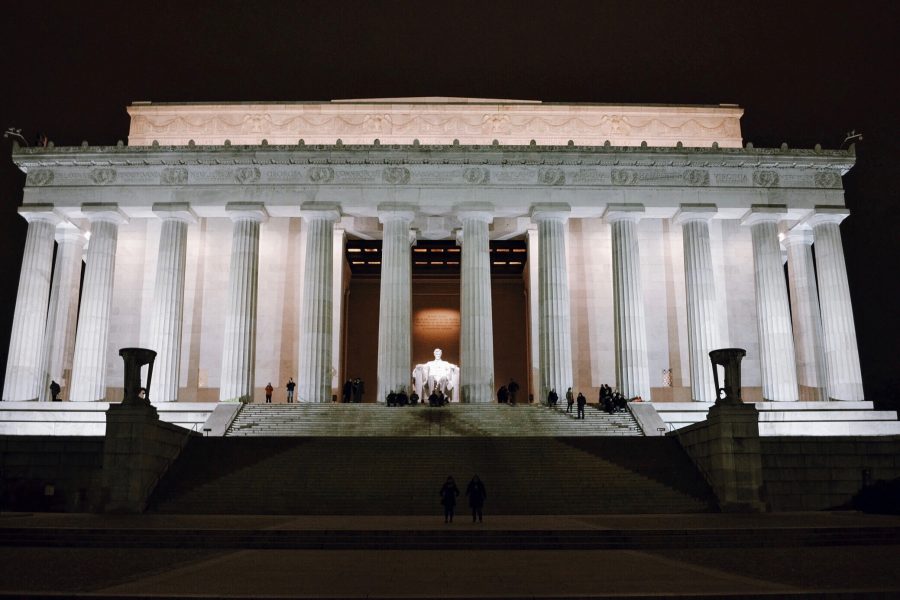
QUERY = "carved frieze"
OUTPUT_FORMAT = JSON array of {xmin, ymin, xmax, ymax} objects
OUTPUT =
[
  {"xmin": 814, "ymin": 171, "xmax": 841, "ymax": 189},
  {"xmin": 161, "ymin": 167, "xmax": 188, "ymax": 184},
  {"xmin": 308, "ymin": 166, "xmax": 335, "ymax": 183},
  {"xmin": 611, "ymin": 169, "xmax": 638, "ymax": 186},
  {"xmin": 463, "ymin": 167, "xmax": 490, "ymax": 184},
  {"xmin": 537, "ymin": 167, "xmax": 565, "ymax": 186},
  {"xmin": 90, "ymin": 168, "xmax": 117, "ymax": 185},
  {"xmin": 682, "ymin": 169, "xmax": 710, "ymax": 186},
  {"xmin": 752, "ymin": 170, "xmax": 779, "ymax": 188},
  {"xmin": 29, "ymin": 169, "xmax": 54, "ymax": 186},
  {"xmin": 382, "ymin": 166, "xmax": 411, "ymax": 184},
  {"xmin": 234, "ymin": 167, "xmax": 261, "ymax": 184}
]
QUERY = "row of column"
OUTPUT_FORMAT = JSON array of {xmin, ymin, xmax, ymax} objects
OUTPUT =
[{"xmin": 2, "ymin": 201, "xmax": 864, "ymax": 404}]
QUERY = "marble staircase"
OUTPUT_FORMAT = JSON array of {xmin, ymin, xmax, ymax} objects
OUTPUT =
[
  {"xmin": 149, "ymin": 436, "xmax": 714, "ymax": 515},
  {"xmin": 226, "ymin": 403, "xmax": 644, "ymax": 437}
]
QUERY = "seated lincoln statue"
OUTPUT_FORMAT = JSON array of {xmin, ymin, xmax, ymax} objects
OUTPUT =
[{"xmin": 412, "ymin": 348, "xmax": 460, "ymax": 403}]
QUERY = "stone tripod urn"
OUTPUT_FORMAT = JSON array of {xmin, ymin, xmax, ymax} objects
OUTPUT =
[
  {"xmin": 709, "ymin": 348, "xmax": 746, "ymax": 406},
  {"xmin": 118, "ymin": 347, "xmax": 157, "ymax": 405}
]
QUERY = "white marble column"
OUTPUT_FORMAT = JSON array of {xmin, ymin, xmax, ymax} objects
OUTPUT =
[
  {"xmin": 3, "ymin": 206, "xmax": 60, "ymax": 401},
  {"xmin": 331, "ymin": 226, "xmax": 346, "ymax": 399},
  {"xmin": 149, "ymin": 204, "xmax": 196, "ymax": 403},
  {"xmin": 674, "ymin": 205, "xmax": 720, "ymax": 402},
  {"xmin": 298, "ymin": 204, "xmax": 340, "ymax": 402},
  {"xmin": 783, "ymin": 228, "xmax": 827, "ymax": 401},
  {"xmin": 38, "ymin": 223, "xmax": 87, "ymax": 402},
  {"xmin": 458, "ymin": 206, "xmax": 495, "ymax": 403},
  {"xmin": 219, "ymin": 203, "xmax": 267, "ymax": 402},
  {"xmin": 69, "ymin": 205, "xmax": 127, "ymax": 402},
  {"xmin": 604, "ymin": 204, "xmax": 651, "ymax": 400},
  {"xmin": 531, "ymin": 205, "xmax": 573, "ymax": 403},
  {"xmin": 808, "ymin": 209, "xmax": 864, "ymax": 400},
  {"xmin": 376, "ymin": 207, "xmax": 414, "ymax": 403},
  {"xmin": 742, "ymin": 207, "xmax": 798, "ymax": 401},
  {"xmin": 525, "ymin": 226, "xmax": 540, "ymax": 402}
]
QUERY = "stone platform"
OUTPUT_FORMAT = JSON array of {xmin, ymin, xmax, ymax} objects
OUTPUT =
[
  {"xmin": 1, "ymin": 512, "xmax": 898, "ymax": 598},
  {"xmin": 0, "ymin": 401, "xmax": 218, "ymax": 435}
]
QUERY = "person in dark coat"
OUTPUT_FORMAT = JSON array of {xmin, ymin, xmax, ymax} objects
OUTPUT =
[
  {"xmin": 49, "ymin": 380, "xmax": 61, "ymax": 402},
  {"xmin": 264, "ymin": 382, "xmax": 274, "ymax": 403},
  {"xmin": 497, "ymin": 385, "xmax": 509, "ymax": 404},
  {"xmin": 566, "ymin": 387, "xmax": 574, "ymax": 413},
  {"xmin": 286, "ymin": 378, "xmax": 296, "ymax": 403},
  {"xmin": 547, "ymin": 388, "xmax": 558, "ymax": 408},
  {"xmin": 576, "ymin": 392, "xmax": 587, "ymax": 419},
  {"xmin": 439, "ymin": 476, "xmax": 460, "ymax": 523},
  {"xmin": 466, "ymin": 475, "xmax": 487, "ymax": 523},
  {"xmin": 507, "ymin": 378, "xmax": 520, "ymax": 405},
  {"xmin": 342, "ymin": 379, "xmax": 352, "ymax": 403},
  {"xmin": 410, "ymin": 391, "xmax": 419, "ymax": 405}
]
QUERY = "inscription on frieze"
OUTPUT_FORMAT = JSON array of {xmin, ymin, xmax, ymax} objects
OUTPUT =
[
  {"xmin": 715, "ymin": 173, "xmax": 749, "ymax": 185},
  {"xmin": 572, "ymin": 169, "xmax": 605, "ymax": 184},
  {"xmin": 752, "ymin": 170, "xmax": 779, "ymax": 188},
  {"xmin": 637, "ymin": 169, "xmax": 681, "ymax": 183},
  {"xmin": 414, "ymin": 312, "xmax": 461, "ymax": 331},
  {"xmin": 29, "ymin": 169, "xmax": 54, "ymax": 186},
  {"xmin": 334, "ymin": 170, "xmax": 378, "ymax": 183},
  {"xmin": 90, "ymin": 168, "xmax": 117, "ymax": 185}
]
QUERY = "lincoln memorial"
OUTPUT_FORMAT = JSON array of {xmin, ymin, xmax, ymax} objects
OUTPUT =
[{"xmin": 3, "ymin": 98, "xmax": 865, "ymax": 408}]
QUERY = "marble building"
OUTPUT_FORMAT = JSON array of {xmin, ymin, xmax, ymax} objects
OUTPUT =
[{"xmin": 2, "ymin": 98, "xmax": 864, "ymax": 406}]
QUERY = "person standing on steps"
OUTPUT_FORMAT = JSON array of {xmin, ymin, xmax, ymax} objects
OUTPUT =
[
  {"xmin": 440, "ymin": 476, "xmax": 460, "ymax": 523},
  {"xmin": 286, "ymin": 378, "xmax": 296, "ymax": 403},
  {"xmin": 264, "ymin": 382, "xmax": 274, "ymax": 403},
  {"xmin": 547, "ymin": 388, "xmax": 558, "ymax": 408},
  {"xmin": 507, "ymin": 378, "xmax": 520, "ymax": 405},
  {"xmin": 576, "ymin": 392, "xmax": 586, "ymax": 419},
  {"xmin": 566, "ymin": 387, "xmax": 574, "ymax": 413},
  {"xmin": 49, "ymin": 380, "xmax": 61, "ymax": 402},
  {"xmin": 466, "ymin": 474, "xmax": 487, "ymax": 523}
]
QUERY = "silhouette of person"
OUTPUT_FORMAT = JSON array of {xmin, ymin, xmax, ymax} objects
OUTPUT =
[
  {"xmin": 265, "ymin": 382, "xmax": 274, "ymax": 403},
  {"xmin": 440, "ymin": 476, "xmax": 460, "ymax": 523},
  {"xmin": 577, "ymin": 392, "xmax": 587, "ymax": 419},
  {"xmin": 49, "ymin": 380, "xmax": 61, "ymax": 402},
  {"xmin": 466, "ymin": 475, "xmax": 487, "ymax": 523},
  {"xmin": 410, "ymin": 391, "xmax": 419, "ymax": 405},
  {"xmin": 342, "ymin": 379, "xmax": 352, "ymax": 403},
  {"xmin": 507, "ymin": 378, "xmax": 520, "ymax": 405},
  {"xmin": 547, "ymin": 388, "xmax": 558, "ymax": 408},
  {"xmin": 566, "ymin": 387, "xmax": 574, "ymax": 412},
  {"xmin": 497, "ymin": 385, "xmax": 509, "ymax": 404},
  {"xmin": 286, "ymin": 378, "xmax": 296, "ymax": 403}
]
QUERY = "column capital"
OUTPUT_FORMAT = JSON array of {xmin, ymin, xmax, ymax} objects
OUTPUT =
[
  {"xmin": 377, "ymin": 203, "xmax": 416, "ymax": 224},
  {"xmin": 300, "ymin": 202, "xmax": 340, "ymax": 222},
  {"xmin": 806, "ymin": 206, "xmax": 850, "ymax": 227},
  {"xmin": 55, "ymin": 221, "xmax": 87, "ymax": 245},
  {"xmin": 18, "ymin": 204, "xmax": 63, "ymax": 225},
  {"xmin": 530, "ymin": 203, "xmax": 571, "ymax": 223},
  {"xmin": 225, "ymin": 202, "xmax": 268, "ymax": 223},
  {"xmin": 82, "ymin": 203, "xmax": 128, "ymax": 225},
  {"xmin": 455, "ymin": 203, "xmax": 494, "ymax": 223},
  {"xmin": 781, "ymin": 227, "xmax": 814, "ymax": 247},
  {"xmin": 740, "ymin": 205, "xmax": 787, "ymax": 227},
  {"xmin": 603, "ymin": 203, "xmax": 645, "ymax": 224},
  {"xmin": 673, "ymin": 204, "xmax": 717, "ymax": 225},
  {"xmin": 152, "ymin": 202, "xmax": 198, "ymax": 224}
]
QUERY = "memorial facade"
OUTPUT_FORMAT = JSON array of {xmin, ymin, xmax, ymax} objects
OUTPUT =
[{"xmin": 2, "ymin": 98, "xmax": 864, "ymax": 405}]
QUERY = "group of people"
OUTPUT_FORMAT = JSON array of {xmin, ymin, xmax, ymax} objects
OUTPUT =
[
  {"xmin": 495, "ymin": 378, "xmax": 521, "ymax": 405},
  {"xmin": 439, "ymin": 475, "xmax": 487, "ymax": 523},
  {"xmin": 385, "ymin": 388, "xmax": 420, "ymax": 406},
  {"xmin": 599, "ymin": 384, "xmax": 630, "ymax": 414},
  {"xmin": 341, "ymin": 378, "xmax": 366, "ymax": 403},
  {"xmin": 264, "ymin": 378, "xmax": 296, "ymax": 403},
  {"xmin": 546, "ymin": 387, "xmax": 587, "ymax": 418}
]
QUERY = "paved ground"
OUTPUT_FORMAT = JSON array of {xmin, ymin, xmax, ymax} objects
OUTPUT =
[{"xmin": 1, "ymin": 511, "xmax": 899, "ymax": 598}]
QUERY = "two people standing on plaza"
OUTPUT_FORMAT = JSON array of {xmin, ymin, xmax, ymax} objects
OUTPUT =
[{"xmin": 440, "ymin": 475, "xmax": 487, "ymax": 523}]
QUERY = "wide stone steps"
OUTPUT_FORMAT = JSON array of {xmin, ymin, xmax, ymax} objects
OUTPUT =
[
  {"xmin": 150, "ymin": 436, "xmax": 714, "ymax": 515},
  {"xmin": 226, "ymin": 403, "xmax": 644, "ymax": 437}
]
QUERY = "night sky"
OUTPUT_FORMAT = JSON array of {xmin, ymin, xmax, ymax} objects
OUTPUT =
[{"xmin": 0, "ymin": 1, "xmax": 897, "ymax": 407}]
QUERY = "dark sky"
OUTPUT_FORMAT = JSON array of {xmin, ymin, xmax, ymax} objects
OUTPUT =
[{"xmin": 0, "ymin": 0, "xmax": 897, "ymax": 406}]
